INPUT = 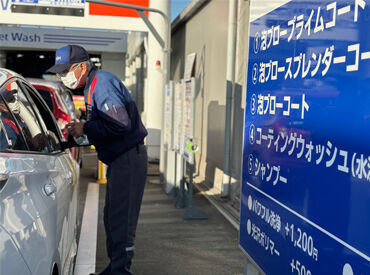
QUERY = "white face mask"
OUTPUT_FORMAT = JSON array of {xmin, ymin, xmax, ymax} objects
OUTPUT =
[
  {"xmin": 8, "ymin": 100, "xmax": 20, "ymax": 115},
  {"xmin": 60, "ymin": 65, "xmax": 82, "ymax": 89}
]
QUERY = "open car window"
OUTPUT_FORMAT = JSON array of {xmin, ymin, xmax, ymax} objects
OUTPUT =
[
  {"xmin": 0, "ymin": 80, "xmax": 49, "ymax": 153},
  {"xmin": 35, "ymin": 88, "xmax": 54, "ymax": 113},
  {"xmin": 0, "ymin": 95, "xmax": 28, "ymax": 151},
  {"xmin": 20, "ymin": 81, "xmax": 64, "ymax": 153}
]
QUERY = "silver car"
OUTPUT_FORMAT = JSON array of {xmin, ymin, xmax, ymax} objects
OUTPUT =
[{"xmin": 0, "ymin": 68, "xmax": 79, "ymax": 275}]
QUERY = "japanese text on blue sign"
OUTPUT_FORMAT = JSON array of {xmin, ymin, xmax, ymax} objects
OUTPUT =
[{"xmin": 240, "ymin": 0, "xmax": 370, "ymax": 274}]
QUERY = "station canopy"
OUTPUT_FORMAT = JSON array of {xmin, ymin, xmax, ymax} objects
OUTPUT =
[{"xmin": 0, "ymin": 0, "xmax": 150, "ymax": 32}]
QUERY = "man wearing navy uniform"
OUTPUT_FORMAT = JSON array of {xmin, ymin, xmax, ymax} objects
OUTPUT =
[{"xmin": 47, "ymin": 45, "xmax": 148, "ymax": 275}]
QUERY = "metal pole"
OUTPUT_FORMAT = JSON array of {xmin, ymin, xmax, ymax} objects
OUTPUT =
[
  {"xmin": 86, "ymin": 0, "xmax": 171, "ymax": 183},
  {"xmin": 222, "ymin": 0, "xmax": 238, "ymax": 198},
  {"xmin": 183, "ymin": 162, "xmax": 207, "ymax": 220}
]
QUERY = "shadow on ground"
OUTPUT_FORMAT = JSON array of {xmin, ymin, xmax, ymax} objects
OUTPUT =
[{"xmin": 78, "ymin": 153, "xmax": 244, "ymax": 275}]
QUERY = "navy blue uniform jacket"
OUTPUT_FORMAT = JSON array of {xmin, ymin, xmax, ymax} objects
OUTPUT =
[{"xmin": 82, "ymin": 66, "xmax": 147, "ymax": 164}]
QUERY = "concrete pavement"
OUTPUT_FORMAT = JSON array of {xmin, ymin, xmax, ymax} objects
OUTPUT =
[{"xmin": 78, "ymin": 152, "xmax": 244, "ymax": 275}]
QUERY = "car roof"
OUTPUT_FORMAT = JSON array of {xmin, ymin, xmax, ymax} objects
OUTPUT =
[
  {"xmin": 26, "ymin": 78, "xmax": 64, "ymax": 91},
  {"xmin": 0, "ymin": 68, "xmax": 25, "ymax": 87},
  {"xmin": 0, "ymin": 70, "xmax": 65, "ymax": 93}
]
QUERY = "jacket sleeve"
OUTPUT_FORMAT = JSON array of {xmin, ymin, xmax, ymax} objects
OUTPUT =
[{"xmin": 82, "ymin": 78, "xmax": 131, "ymax": 141}]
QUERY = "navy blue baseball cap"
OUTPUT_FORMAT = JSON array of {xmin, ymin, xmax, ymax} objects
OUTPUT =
[{"xmin": 47, "ymin": 45, "xmax": 89, "ymax": 73}]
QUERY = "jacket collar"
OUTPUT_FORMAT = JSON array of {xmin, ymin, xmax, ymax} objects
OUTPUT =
[{"xmin": 84, "ymin": 65, "xmax": 98, "ymax": 91}]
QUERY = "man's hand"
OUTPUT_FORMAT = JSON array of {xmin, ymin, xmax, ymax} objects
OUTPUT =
[
  {"xmin": 65, "ymin": 121, "xmax": 85, "ymax": 137},
  {"xmin": 31, "ymin": 133, "xmax": 47, "ymax": 150}
]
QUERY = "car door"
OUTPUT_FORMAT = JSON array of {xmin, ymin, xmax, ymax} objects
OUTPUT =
[
  {"xmin": 0, "ymin": 78, "xmax": 77, "ymax": 275},
  {"xmin": 21, "ymin": 80, "xmax": 80, "ymax": 274},
  {"xmin": 0, "ymin": 78, "xmax": 56, "ymax": 274}
]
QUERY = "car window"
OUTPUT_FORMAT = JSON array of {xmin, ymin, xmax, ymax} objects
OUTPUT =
[
  {"xmin": 0, "ymin": 81, "xmax": 48, "ymax": 152},
  {"xmin": 0, "ymin": 96, "xmax": 28, "ymax": 151},
  {"xmin": 21, "ymin": 83, "xmax": 63, "ymax": 152},
  {"xmin": 36, "ymin": 88, "xmax": 54, "ymax": 113}
]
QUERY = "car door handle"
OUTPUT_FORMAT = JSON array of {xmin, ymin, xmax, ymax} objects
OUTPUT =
[
  {"xmin": 0, "ymin": 173, "xmax": 9, "ymax": 191},
  {"xmin": 43, "ymin": 183, "xmax": 56, "ymax": 197}
]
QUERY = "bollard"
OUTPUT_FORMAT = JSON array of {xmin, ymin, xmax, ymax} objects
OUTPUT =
[{"xmin": 97, "ymin": 160, "xmax": 107, "ymax": 184}]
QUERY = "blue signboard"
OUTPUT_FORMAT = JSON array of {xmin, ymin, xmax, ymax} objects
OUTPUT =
[{"xmin": 240, "ymin": 0, "xmax": 370, "ymax": 274}]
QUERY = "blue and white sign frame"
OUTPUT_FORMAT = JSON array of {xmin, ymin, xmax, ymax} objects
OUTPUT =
[{"xmin": 240, "ymin": 0, "xmax": 370, "ymax": 274}]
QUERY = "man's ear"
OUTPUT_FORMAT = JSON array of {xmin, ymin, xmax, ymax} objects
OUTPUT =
[{"xmin": 80, "ymin": 62, "xmax": 87, "ymax": 75}]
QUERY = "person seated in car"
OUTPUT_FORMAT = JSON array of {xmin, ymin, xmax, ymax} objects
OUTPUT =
[{"xmin": 0, "ymin": 90, "xmax": 46, "ymax": 151}]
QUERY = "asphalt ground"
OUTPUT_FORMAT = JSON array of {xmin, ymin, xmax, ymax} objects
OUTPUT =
[{"xmin": 77, "ymin": 151, "xmax": 244, "ymax": 275}]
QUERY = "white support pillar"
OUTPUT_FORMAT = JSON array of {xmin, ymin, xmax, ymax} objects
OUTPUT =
[
  {"xmin": 132, "ymin": 58, "xmax": 137, "ymax": 93},
  {"xmin": 222, "ymin": 0, "xmax": 238, "ymax": 198},
  {"xmin": 135, "ymin": 55, "xmax": 140, "ymax": 105},
  {"xmin": 128, "ymin": 60, "xmax": 134, "ymax": 87},
  {"xmin": 145, "ymin": 0, "xmax": 170, "ymax": 161}
]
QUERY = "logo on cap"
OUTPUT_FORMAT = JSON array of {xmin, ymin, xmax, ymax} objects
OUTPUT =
[{"xmin": 56, "ymin": 56, "xmax": 62, "ymax": 61}]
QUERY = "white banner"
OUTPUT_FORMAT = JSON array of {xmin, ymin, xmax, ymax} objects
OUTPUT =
[
  {"xmin": 173, "ymin": 81, "xmax": 182, "ymax": 153},
  {"xmin": 164, "ymin": 81, "xmax": 173, "ymax": 150},
  {"xmin": 182, "ymin": 78, "xmax": 195, "ymax": 164}
]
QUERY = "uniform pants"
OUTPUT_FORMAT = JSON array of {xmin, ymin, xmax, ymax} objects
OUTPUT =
[{"xmin": 101, "ymin": 144, "xmax": 147, "ymax": 275}]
